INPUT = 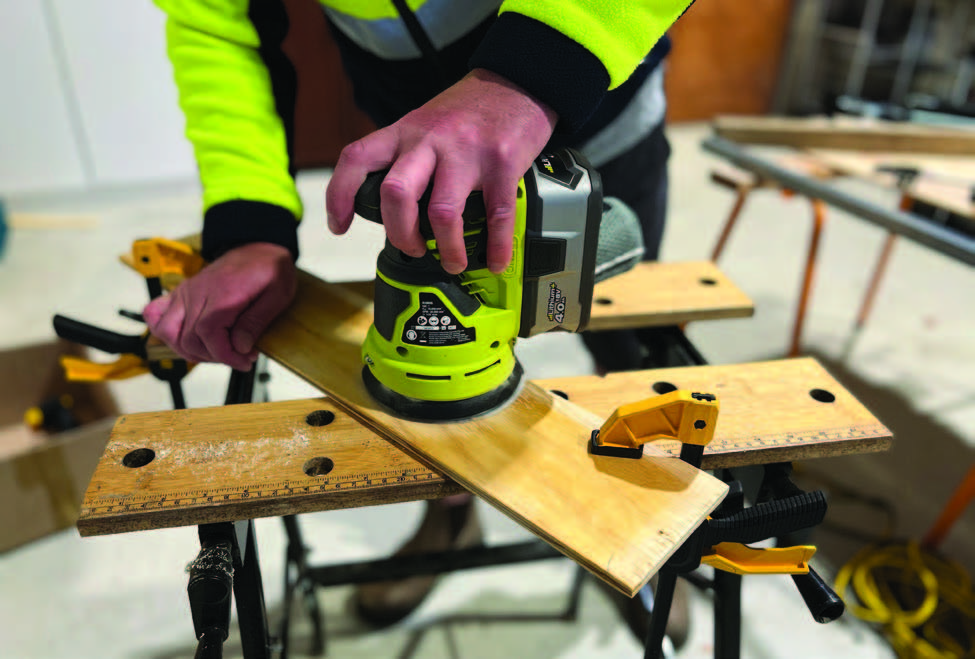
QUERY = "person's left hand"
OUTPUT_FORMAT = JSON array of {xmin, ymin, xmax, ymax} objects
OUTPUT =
[
  {"xmin": 142, "ymin": 242, "xmax": 296, "ymax": 371},
  {"xmin": 325, "ymin": 68, "xmax": 558, "ymax": 275}
]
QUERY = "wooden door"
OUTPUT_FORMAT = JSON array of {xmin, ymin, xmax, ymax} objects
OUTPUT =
[
  {"xmin": 665, "ymin": 1, "xmax": 794, "ymax": 122},
  {"xmin": 282, "ymin": 0, "xmax": 375, "ymax": 170}
]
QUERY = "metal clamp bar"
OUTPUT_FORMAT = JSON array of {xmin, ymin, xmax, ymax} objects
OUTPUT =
[{"xmin": 307, "ymin": 539, "xmax": 563, "ymax": 587}]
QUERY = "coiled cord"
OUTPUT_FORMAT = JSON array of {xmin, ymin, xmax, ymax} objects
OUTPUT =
[{"xmin": 835, "ymin": 541, "xmax": 975, "ymax": 659}]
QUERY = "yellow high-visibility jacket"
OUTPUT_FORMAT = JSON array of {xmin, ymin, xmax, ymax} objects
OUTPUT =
[{"xmin": 154, "ymin": 1, "xmax": 692, "ymax": 260}]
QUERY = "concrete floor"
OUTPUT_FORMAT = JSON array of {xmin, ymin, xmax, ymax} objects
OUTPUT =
[{"xmin": 2, "ymin": 122, "xmax": 972, "ymax": 658}]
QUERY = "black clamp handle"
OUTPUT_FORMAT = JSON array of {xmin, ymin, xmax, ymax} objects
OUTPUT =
[{"xmin": 53, "ymin": 314, "xmax": 147, "ymax": 356}]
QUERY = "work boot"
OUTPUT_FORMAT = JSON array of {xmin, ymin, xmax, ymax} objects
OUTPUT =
[
  {"xmin": 354, "ymin": 497, "xmax": 483, "ymax": 626},
  {"xmin": 604, "ymin": 575, "xmax": 691, "ymax": 651}
]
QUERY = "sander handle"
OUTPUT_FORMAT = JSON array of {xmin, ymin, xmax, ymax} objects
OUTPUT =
[
  {"xmin": 353, "ymin": 170, "xmax": 388, "ymax": 226},
  {"xmin": 353, "ymin": 170, "xmax": 488, "ymax": 243}
]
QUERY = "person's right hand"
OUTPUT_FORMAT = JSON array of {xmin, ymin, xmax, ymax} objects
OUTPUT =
[
  {"xmin": 325, "ymin": 69, "xmax": 558, "ymax": 276},
  {"xmin": 142, "ymin": 242, "xmax": 296, "ymax": 371}
]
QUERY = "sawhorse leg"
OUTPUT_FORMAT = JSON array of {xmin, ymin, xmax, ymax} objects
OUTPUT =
[
  {"xmin": 187, "ymin": 367, "xmax": 275, "ymax": 659},
  {"xmin": 848, "ymin": 193, "xmax": 910, "ymax": 350},
  {"xmin": 280, "ymin": 515, "xmax": 326, "ymax": 658},
  {"xmin": 710, "ymin": 174, "xmax": 756, "ymax": 262},
  {"xmin": 235, "ymin": 519, "xmax": 273, "ymax": 658},
  {"xmin": 712, "ymin": 569, "xmax": 742, "ymax": 657},
  {"xmin": 189, "ymin": 519, "xmax": 272, "ymax": 659},
  {"xmin": 789, "ymin": 199, "xmax": 827, "ymax": 357},
  {"xmin": 709, "ymin": 171, "xmax": 828, "ymax": 358}
]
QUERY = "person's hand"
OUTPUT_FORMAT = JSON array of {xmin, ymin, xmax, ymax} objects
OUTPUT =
[
  {"xmin": 326, "ymin": 68, "xmax": 558, "ymax": 275},
  {"xmin": 142, "ymin": 242, "xmax": 296, "ymax": 371}
]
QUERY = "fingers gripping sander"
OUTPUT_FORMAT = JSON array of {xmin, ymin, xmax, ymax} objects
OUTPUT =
[{"xmin": 355, "ymin": 148, "xmax": 609, "ymax": 421}]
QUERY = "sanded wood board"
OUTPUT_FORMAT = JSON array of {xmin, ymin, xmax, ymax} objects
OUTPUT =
[
  {"xmin": 714, "ymin": 115, "xmax": 975, "ymax": 155},
  {"xmin": 588, "ymin": 261, "xmax": 753, "ymax": 330},
  {"xmin": 77, "ymin": 358, "xmax": 891, "ymax": 538},
  {"xmin": 248, "ymin": 271, "xmax": 728, "ymax": 596}
]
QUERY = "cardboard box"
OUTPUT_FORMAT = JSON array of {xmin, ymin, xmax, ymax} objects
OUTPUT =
[{"xmin": 0, "ymin": 340, "xmax": 118, "ymax": 553}]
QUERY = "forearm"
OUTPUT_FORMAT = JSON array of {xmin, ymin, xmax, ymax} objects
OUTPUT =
[
  {"xmin": 157, "ymin": 0, "xmax": 302, "ymax": 260},
  {"xmin": 474, "ymin": 1, "xmax": 692, "ymax": 132}
]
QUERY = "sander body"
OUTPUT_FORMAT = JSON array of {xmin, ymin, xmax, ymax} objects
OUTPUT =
[{"xmin": 356, "ymin": 148, "xmax": 604, "ymax": 421}]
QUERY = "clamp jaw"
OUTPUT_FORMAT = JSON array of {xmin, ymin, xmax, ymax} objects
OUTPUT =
[
  {"xmin": 589, "ymin": 389, "xmax": 718, "ymax": 461},
  {"xmin": 53, "ymin": 238, "xmax": 205, "ymax": 405},
  {"xmin": 53, "ymin": 315, "xmax": 186, "ymax": 382},
  {"xmin": 126, "ymin": 237, "xmax": 203, "ymax": 297}
]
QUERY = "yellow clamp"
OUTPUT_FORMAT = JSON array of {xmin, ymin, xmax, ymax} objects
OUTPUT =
[
  {"xmin": 589, "ymin": 389, "xmax": 718, "ymax": 459},
  {"xmin": 591, "ymin": 391, "xmax": 818, "ymax": 576},
  {"xmin": 60, "ymin": 353, "xmax": 150, "ymax": 382},
  {"xmin": 122, "ymin": 237, "xmax": 204, "ymax": 290},
  {"xmin": 703, "ymin": 542, "xmax": 817, "ymax": 576}
]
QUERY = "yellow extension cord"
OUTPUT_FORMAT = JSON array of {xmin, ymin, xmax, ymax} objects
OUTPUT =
[{"xmin": 835, "ymin": 541, "xmax": 975, "ymax": 659}]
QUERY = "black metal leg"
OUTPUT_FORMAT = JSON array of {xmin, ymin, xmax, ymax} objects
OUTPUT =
[
  {"xmin": 233, "ymin": 520, "xmax": 273, "ymax": 659},
  {"xmin": 280, "ymin": 515, "xmax": 326, "ymax": 658},
  {"xmin": 561, "ymin": 566, "xmax": 587, "ymax": 621},
  {"xmin": 168, "ymin": 379, "xmax": 186, "ymax": 410},
  {"xmin": 301, "ymin": 575, "xmax": 326, "ymax": 656},
  {"xmin": 643, "ymin": 569, "xmax": 679, "ymax": 659},
  {"xmin": 713, "ymin": 568, "xmax": 742, "ymax": 659},
  {"xmin": 225, "ymin": 367, "xmax": 257, "ymax": 406},
  {"xmin": 280, "ymin": 558, "xmax": 295, "ymax": 659}
]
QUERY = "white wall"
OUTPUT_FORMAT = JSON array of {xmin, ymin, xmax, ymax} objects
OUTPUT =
[
  {"xmin": 0, "ymin": 1, "xmax": 196, "ymax": 197},
  {"xmin": 0, "ymin": 3, "xmax": 87, "ymax": 194}
]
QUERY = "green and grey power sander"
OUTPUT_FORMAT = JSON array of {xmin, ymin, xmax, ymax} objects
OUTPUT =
[{"xmin": 356, "ymin": 147, "xmax": 642, "ymax": 421}]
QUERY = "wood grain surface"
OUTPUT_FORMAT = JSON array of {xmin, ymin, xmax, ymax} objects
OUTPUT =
[
  {"xmin": 79, "ymin": 398, "xmax": 458, "ymax": 535},
  {"xmin": 537, "ymin": 358, "xmax": 892, "ymax": 469},
  {"xmin": 806, "ymin": 149, "xmax": 975, "ymax": 221},
  {"xmin": 588, "ymin": 261, "xmax": 753, "ymax": 330},
  {"xmin": 714, "ymin": 116, "xmax": 975, "ymax": 155},
  {"xmin": 78, "ymin": 358, "xmax": 891, "ymax": 541},
  {"xmin": 251, "ymin": 271, "xmax": 728, "ymax": 596}
]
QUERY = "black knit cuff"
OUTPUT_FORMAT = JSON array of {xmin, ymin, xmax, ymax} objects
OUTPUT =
[
  {"xmin": 469, "ymin": 13, "xmax": 610, "ymax": 134},
  {"xmin": 202, "ymin": 200, "xmax": 300, "ymax": 262}
]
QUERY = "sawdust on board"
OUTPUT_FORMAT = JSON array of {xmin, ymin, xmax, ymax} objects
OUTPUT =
[{"xmin": 120, "ymin": 422, "xmax": 321, "ymax": 482}]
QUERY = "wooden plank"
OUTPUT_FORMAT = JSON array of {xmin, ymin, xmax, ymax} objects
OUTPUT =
[
  {"xmin": 77, "ymin": 358, "xmax": 891, "ymax": 538},
  {"xmin": 5, "ymin": 212, "xmax": 99, "ymax": 230},
  {"xmin": 537, "ymin": 358, "xmax": 892, "ymax": 469},
  {"xmin": 253, "ymin": 271, "xmax": 728, "ymax": 596},
  {"xmin": 806, "ymin": 149, "xmax": 975, "ymax": 221},
  {"xmin": 588, "ymin": 261, "xmax": 753, "ymax": 330},
  {"xmin": 78, "ymin": 398, "xmax": 460, "ymax": 537},
  {"xmin": 714, "ymin": 115, "xmax": 975, "ymax": 155}
]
